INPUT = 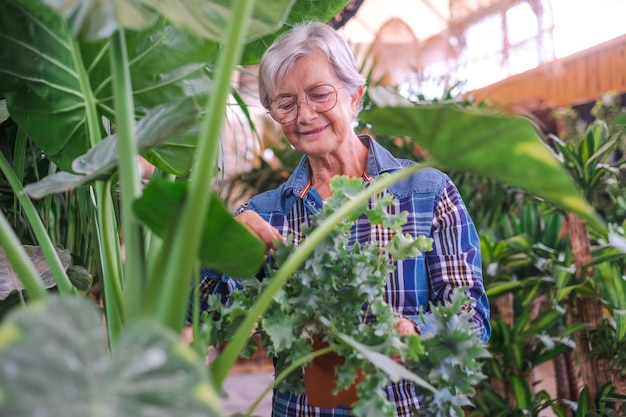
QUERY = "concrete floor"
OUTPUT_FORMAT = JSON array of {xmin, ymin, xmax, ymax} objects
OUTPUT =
[{"xmin": 222, "ymin": 369, "xmax": 274, "ymax": 416}]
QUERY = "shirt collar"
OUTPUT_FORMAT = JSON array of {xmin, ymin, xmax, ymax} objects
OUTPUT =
[{"xmin": 282, "ymin": 135, "xmax": 404, "ymax": 198}]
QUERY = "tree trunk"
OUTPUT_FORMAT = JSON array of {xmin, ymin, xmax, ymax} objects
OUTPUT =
[
  {"xmin": 612, "ymin": 370, "xmax": 626, "ymax": 400},
  {"xmin": 564, "ymin": 213, "xmax": 613, "ymax": 403},
  {"xmin": 553, "ymin": 353, "xmax": 571, "ymax": 399},
  {"xmin": 553, "ymin": 349, "xmax": 579, "ymax": 416}
]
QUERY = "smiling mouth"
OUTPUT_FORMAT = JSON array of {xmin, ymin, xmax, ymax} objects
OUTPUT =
[{"xmin": 300, "ymin": 125, "xmax": 327, "ymax": 135}]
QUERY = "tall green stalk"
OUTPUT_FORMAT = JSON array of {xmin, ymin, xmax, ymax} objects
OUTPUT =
[
  {"xmin": 109, "ymin": 29, "xmax": 146, "ymax": 324},
  {"xmin": 67, "ymin": 32, "xmax": 128, "ymax": 343},
  {"xmin": 0, "ymin": 211, "xmax": 47, "ymax": 301},
  {"xmin": 11, "ymin": 129, "xmax": 27, "ymax": 217},
  {"xmin": 94, "ymin": 180, "xmax": 125, "ymax": 345},
  {"xmin": 153, "ymin": 0, "xmax": 256, "ymax": 330}
]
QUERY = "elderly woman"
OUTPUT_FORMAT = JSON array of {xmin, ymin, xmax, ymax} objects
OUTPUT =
[{"xmin": 204, "ymin": 21, "xmax": 489, "ymax": 417}]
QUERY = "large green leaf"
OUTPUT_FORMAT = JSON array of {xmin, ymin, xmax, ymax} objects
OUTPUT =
[
  {"xmin": 22, "ymin": 98, "xmax": 200, "ymax": 198},
  {"xmin": 360, "ymin": 97, "xmax": 606, "ymax": 235},
  {"xmin": 0, "ymin": 0, "xmax": 91, "ymax": 168},
  {"xmin": 140, "ymin": 0, "xmax": 296, "ymax": 42},
  {"xmin": 0, "ymin": 0, "xmax": 216, "ymax": 172},
  {"xmin": 134, "ymin": 180, "xmax": 265, "ymax": 277},
  {"xmin": 45, "ymin": 0, "xmax": 296, "ymax": 42},
  {"xmin": 97, "ymin": 21, "xmax": 218, "ymax": 115},
  {"xmin": 42, "ymin": 0, "xmax": 158, "ymax": 40},
  {"xmin": 0, "ymin": 296, "xmax": 223, "ymax": 417},
  {"xmin": 43, "ymin": 0, "xmax": 346, "ymax": 48}
]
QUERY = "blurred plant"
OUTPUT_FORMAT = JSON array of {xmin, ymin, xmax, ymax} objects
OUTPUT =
[
  {"xmin": 468, "ymin": 198, "xmax": 577, "ymax": 416},
  {"xmin": 591, "ymin": 91, "xmax": 626, "ymax": 158},
  {"xmin": 574, "ymin": 384, "xmax": 626, "ymax": 416}
]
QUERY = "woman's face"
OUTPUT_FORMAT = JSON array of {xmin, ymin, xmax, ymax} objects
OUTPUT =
[{"xmin": 272, "ymin": 50, "xmax": 361, "ymax": 158}]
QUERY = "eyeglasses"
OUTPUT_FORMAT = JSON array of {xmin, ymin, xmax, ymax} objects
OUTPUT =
[{"xmin": 268, "ymin": 84, "xmax": 342, "ymax": 124}]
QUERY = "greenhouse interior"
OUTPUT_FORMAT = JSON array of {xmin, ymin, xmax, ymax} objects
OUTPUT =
[{"xmin": 1, "ymin": 1, "xmax": 625, "ymax": 417}]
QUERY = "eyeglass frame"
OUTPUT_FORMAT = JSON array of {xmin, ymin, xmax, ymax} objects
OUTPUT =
[{"xmin": 266, "ymin": 83, "xmax": 344, "ymax": 124}]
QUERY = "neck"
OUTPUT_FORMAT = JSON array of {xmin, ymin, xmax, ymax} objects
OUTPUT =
[{"xmin": 307, "ymin": 136, "xmax": 368, "ymax": 199}]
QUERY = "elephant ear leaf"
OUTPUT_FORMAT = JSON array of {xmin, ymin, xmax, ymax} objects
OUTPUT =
[
  {"xmin": 0, "ymin": 1, "xmax": 216, "ymax": 173},
  {"xmin": 153, "ymin": 0, "xmax": 351, "ymax": 60},
  {"xmin": 145, "ymin": 0, "xmax": 297, "ymax": 42},
  {"xmin": 360, "ymin": 97, "xmax": 606, "ymax": 235},
  {"xmin": 23, "ymin": 98, "xmax": 199, "ymax": 199},
  {"xmin": 42, "ymin": 0, "xmax": 158, "ymax": 41},
  {"xmin": 44, "ymin": 0, "xmax": 298, "ymax": 43},
  {"xmin": 0, "ymin": 0, "xmax": 91, "ymax": 170},
  {"xmin": 134, "ymin": 180, "xmax": 265, "ymax": 278}
]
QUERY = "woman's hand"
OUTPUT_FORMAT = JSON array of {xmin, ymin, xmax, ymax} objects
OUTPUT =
[
  {"xmin": 396, "ymin": 316, "xmax": 419, "ymax": 336},
  {"xmin": 391, "ymin": 316, "xmax": 420, "ymax": 364},
  {"xmin": 236, "ymin": 210, "xmax": 284, "ymax": 254}
]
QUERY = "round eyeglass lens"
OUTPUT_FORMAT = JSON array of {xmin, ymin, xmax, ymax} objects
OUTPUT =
[{"xmin": 269, "ymin": 84, "xmax": 338, "ymax": 124}]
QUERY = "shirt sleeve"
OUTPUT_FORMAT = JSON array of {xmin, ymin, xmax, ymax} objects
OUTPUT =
[
  {"xmin": 421, "ymin": 179, "xmax": 491, "ymax": 341},
  {"xmin": 185, "ymin": 268, "xmax": 241, "ymax": 324}
]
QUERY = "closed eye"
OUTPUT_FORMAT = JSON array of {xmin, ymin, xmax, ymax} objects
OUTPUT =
[
  {"xmin": 309, "ymin": 91, "xmax": 332, "ymax": 102},
  {"xmin": 273, "ymin": 97, "xmax": 297, "ymax": 112}
]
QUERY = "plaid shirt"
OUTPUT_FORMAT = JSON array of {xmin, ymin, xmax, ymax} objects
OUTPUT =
[{"xmin": 197, "ymin": 136, "xmax": 490, "ymax": 417}]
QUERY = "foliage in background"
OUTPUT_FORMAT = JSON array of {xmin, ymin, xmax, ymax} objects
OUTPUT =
[{"xmin": 469, "ymin": 92, "xmax": 626, "ymax": 416}]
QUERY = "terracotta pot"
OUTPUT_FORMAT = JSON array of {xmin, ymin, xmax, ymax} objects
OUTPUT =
[{"xmin": 303, "ymin": 340, "xmax": 365, "ymax": 408}]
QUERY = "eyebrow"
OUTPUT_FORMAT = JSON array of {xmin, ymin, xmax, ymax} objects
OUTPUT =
[
  {"xmin": 273, "ymin": 83, "xmax": 329, "ymax": 100},
  {"xmin": 273, "ymin": 93, "xmax": 298, "ymax": 99}
]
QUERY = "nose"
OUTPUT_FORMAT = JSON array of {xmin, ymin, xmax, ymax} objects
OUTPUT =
[{"xmin": 296, "ymin": 97, "xmax": 317, "ymax": 122}]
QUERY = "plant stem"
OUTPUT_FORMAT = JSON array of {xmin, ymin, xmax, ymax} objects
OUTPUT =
[
  {"xmin": 154, "ymin": 0, "xmax": 255, "ymax": 331},
  {"xmin": 11, "ymin": 128, "xmax": 27, "ymax": 196},
  {"xmin": 0, "ymin": 211, "xmax": 47, "ymax": 301},
  {"xmin": 244, "ymin": 345, "xmax": 334, "ymax": 417},
  {"xmin": 69, "ymin": 33, "xmax": 126, "ymax": 343},
  {"xmin": 109, "ymin": 29, "xmax": 146, "ymax": 323},
  {"xmin": 0, "ymin": 152, "xmax": 74, "ymax": 295},
  {"xmin": 212, "ymin": 162, "xmax": 431, "ymax": 387},
  {"xmin": 94, "ymin": 181, "xmax": 125, "ymax": 346}
]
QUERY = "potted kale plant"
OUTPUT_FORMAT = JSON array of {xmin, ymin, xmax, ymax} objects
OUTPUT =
[{"xmin": 200, "ymin": 175, "xmax": 489, "ymax": 416}]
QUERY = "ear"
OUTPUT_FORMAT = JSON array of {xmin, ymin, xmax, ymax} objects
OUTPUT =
[{"xmin": 350, "ymin": 85, "xmax": 364, "ymax": 115}]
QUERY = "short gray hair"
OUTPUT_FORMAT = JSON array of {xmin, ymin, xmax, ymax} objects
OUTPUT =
[{"xmin": 258, "ymin": 21, "xmax": 365, "ymax": 109}]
